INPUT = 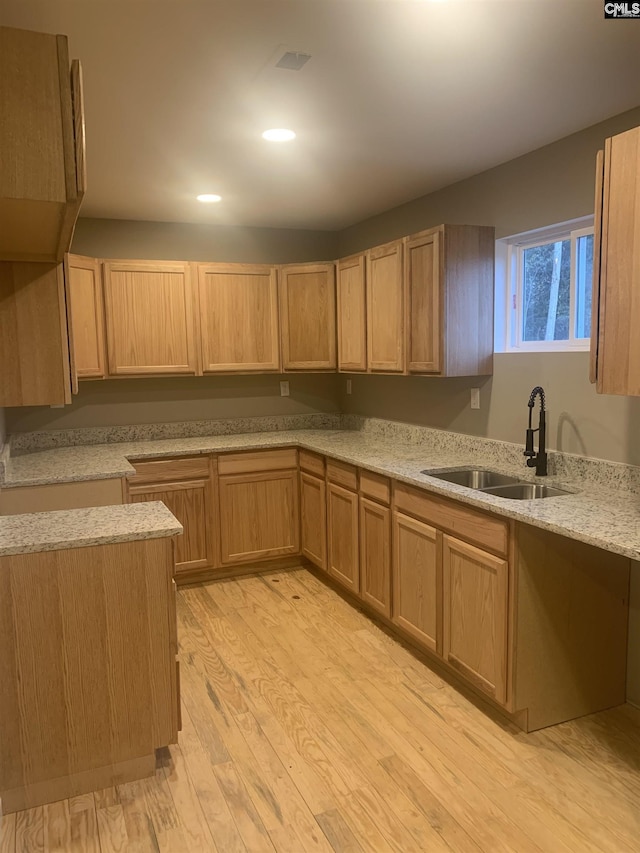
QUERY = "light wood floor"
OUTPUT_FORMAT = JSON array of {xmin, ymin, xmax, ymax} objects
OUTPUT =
[{"xmin": 3, "ymin": 567, "xmax": 640, "ymax": 852}]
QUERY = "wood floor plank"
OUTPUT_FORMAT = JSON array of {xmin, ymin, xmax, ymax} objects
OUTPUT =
[
  {"xmin": 117, "ymin": 779, "xmax": 162, "ymax": 853},
  {"xmin": 95, "ymin": 805, "xmax": 128, "ymax": 853},
  {"xmin": 0, "ymin": 813, "xmax": 16, "ymax": 853},
  {"xmin": 315, "ymin": 809, "xmax": 365, "ymax": 853},
  {"xmin": 161, "ymin": 746, "xmax": 219, "ymax": 852},
  {"xmin": 43, "ymin": 800, "xmax": 71, "ymax": 852},
  {"xmin": 15, "ymin": 808, "xmax": 44, "ymax": 853},
  {"xmin": 213, "ymin": 761, "xmax": 276, "ymax": 853}
]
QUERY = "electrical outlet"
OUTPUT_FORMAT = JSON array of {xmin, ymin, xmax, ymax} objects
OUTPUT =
[
  {"xmin": 280, "ymin": 380, "xmax": 290, "ymax": 397},
  {"xmin": 346, "ymin": 379, "xmax": 352, "ymax": 395},
  {"xmin": 470, "ymin": 388, "xmax": 480, "ymax": 409}
]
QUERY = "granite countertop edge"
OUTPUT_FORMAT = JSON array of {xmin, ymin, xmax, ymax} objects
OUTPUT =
[
  {"xmin": 0, "ymin": 502, "xmax": 184, "ymax": 557},
  {"xmin": 2, "ymin": 429, "xmax": 640, "ymax": 562}
]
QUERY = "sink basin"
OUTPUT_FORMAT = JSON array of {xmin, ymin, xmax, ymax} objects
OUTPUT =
[
  {"xmin": 480, "ymin": 483, "xmax": 574, "ymax": 500},
  {"xmin": 422, "ymin": 468, "xmax": 521, "ymax": 489}
]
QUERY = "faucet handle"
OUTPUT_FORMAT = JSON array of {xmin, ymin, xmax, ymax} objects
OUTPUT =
[{"xmin": 524, "ymin": 428, "xmax": 536, "ymax": 457}]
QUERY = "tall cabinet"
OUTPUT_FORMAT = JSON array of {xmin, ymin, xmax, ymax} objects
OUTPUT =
[{"xmin": 590, "ymin": 125, "xmax": 640, "ymax": 396}]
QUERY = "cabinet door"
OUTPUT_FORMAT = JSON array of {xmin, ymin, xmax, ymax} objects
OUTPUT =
[
  {"xmin": 300, "ymin": 472, "xmax": 327, "ymax": 570},
  {"xmin": 103, "ymin": 260, "xmax": 197, "ymax": 375},
  {"xmin": 280, "ymin": 263, "xmax": 336, "ymax": 370},
  {"xmin": 337, "ymin": 253, "xmax": 367, "ymax": 372},
  {"xmin": 442, "ymin": 534, "xmax": 509, "ymax": 704},
  {"xmin": 367, "ymin": 240, "xmax": 404, "ymax": 372},
  {"xmin": 67, "ymin": 254, "xmax": 106, "ymax": 379},
  {"xmin": 219, "ymin": 470, "xmax": 300, "ymax": 565},
  {"xmin": 129, "ymin": 479, "xmax": 215, "ymax": 577},
  {"xmin": 197, "ymin": 263, "xmax": 280, "ymax": 372},
  {"xmin": 0, "ymin": 262, "xmax": 72, "ymax": 406},
  {"xmin": 405, "ymin": 229, "xmax": 441, "ymax": 374},
  {"xmin": 327, "ymin": 483, "xmax": 359, "ymax": 593},
  {"xmin": 359, "ymin": 497, "xmax": 391, "ymax": 617},
  {"xmin": 590, "ymin": 149, "xmax": 605, "ymax": 385},
  {"xmin": 392, "ymin": 512, "xmax": 440, "ymax": 654},
  {"xmin": 593, "ymin": 127, "xmax": 640, "ymax": 395}
]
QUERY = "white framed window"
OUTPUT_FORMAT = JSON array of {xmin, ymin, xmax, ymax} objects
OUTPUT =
[{"xmin": 496, "ymin": 216, "xmax": 594, "ymax": 353}]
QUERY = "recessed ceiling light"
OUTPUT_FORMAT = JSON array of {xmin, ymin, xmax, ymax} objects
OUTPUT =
[
  {"xmin": 196, "ymin": 193, "xmax": 222, "ymax": 203},
  {"xmin": 262, "ymin": 128, "xmax": 296, "ymax": 142}
]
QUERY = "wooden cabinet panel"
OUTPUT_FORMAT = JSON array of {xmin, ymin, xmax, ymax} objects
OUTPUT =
[
  {"xmin": 359, "ymin": 470, "xmax": 390, "ymax": 505},
  {"xmin": 327, "ymin": 483, "xmax": 359, "ymax": 593},
  {"xmin": 592, "ymin": 127, "xmax": 640, "ymax": 395},
  {"xmin": 590, "ymin": 149, "xmax": 605, "ymax": 386},
  {"xmin": 0, "ymin": 262, "xmax": 72, "ymax": 406},
  {"xmin": 367, "ymin": 240, "xmax": 404, "ymax": 373},
  {"xmin": 299, "ymin": 449, "xmax": 325, "ymax": 477},
  {"xmin": 197, "ymin": 263, "xmax": 280, "ymax": 372},
  {"xmin": 442, "ymin": 534, "xmax": 509, "ymax": 705},
  {"xmin": 0, "ymin": 27, "xmax": 85, "ymax": 263},
  {"xmin": 337, "ymin": 253, "xmax": 367, "ymax": 372},
  {"xmin": 300, "ymin": 472, "xmax": 327, "ymax": 570},
  {"xmin": 392, "ymin": 512, "xmax": 440, "ymax": 654},
  {"xmin": 405, "ymin": 229, "xmax": 441, "ymax": 373},
  {"xmin": 129, "ymin": 479, "xmax": 215, "ymax": 577},
  {"xmin": 326, "ymin": 459, "xmax": 358, "ymax": 491},
  {"xmin": 103, "ymin": 261, "xmax": 196, "ymax": 376},
  {"xmin": 219, "ymin": 470, "xmax": 299, "ymax": 565},
  {"xmin": 218, "ymin": 449, "xmax": 298, "ymax": 476},
  {"xmin": 359, "ymin": 497, "xmax": 391, "ymax": 617},
  {"xmin": 280, "ymin": 263, "xmax": 336, "ymax": 370},
  {"xmin": 67, "ymin": 254, "xmax": 106, "ymax": 379},
  {"xmin": 128, "ymin": 456, "xmax": 211, "ymax": 486},
  {"xmin": 394, "ymin": 483, "xmax": 508, "ymax": 557}
]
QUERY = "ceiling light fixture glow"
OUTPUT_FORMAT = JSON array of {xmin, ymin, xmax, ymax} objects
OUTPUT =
[
  {"xmin": 262, "ymin": 128, "xmax": 296, "ymax": 142},
  {"xmin": 196, "ymin": 193, "xmax": 222, "ymax": 203}
]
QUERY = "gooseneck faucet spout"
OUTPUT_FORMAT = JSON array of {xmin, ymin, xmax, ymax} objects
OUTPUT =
[{"xmin": 524, "ymin": 386, "xmax": 547, "ymax": 477}]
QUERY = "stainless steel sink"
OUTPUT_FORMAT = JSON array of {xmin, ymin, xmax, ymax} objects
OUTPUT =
[
  {"xmin": 480, "ymin": 483, "xmax": 574, "ymax": 500},
  {"xmin": 422, "ymin": 467, "xmax": 575, "ymax": 500},
  {"xmin": 422, "ymin": 468, "xmax": 521, "ymax": 489}
]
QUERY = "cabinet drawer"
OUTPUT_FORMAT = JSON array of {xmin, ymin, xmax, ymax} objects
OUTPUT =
[
  {"xmin": 218, "ymin": 448, "xmax": 298, "ymax": 476},
  {"xmin": 327, "ymin": 459, "xmax": 358, "ymax": 491},
  {"xmin": 394, "ymin": 483, "xmax": 508, "ymax": 556},
  {"xmin": 128, "ymin": 455, "xmax": 211, "ymax": 485},
  {"xmin": 299, "ymin": 449, "xmax": 325, "ymax": 477},
  {"xmin": 359, "ymin": 470, "xmax": 390, "ymax": 505}
]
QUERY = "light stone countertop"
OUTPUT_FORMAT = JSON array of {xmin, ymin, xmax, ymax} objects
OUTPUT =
[
  {"xmin": 0, "ymin": 501, "xmax": 183, "ymax": 557},
  {"xmin": 3, "ymin": 426, "xmax": 640, "ymax": 562}
]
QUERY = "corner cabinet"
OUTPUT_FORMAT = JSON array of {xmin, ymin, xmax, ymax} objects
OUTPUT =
[
  {"xmin": 591, "ymin": 125, "xmax": 640, "ymax": 396},
  {"xmin": 126, "ymin": 456, "xmax": 217, "ymax": 580},
  {"xmin": 197, "ymin": 263, "xmax": 280, "ymax": 372},
  {"xmin": 367, "ymin": 240, "xmax": 405, "ymax": 373},
  {"xmin": 103, "ymin": 260, "xmax": 198, "ymax": 376},
  {"xmin": 0, "ymin": 27, "xmax": 85, "ymax": 263},
  {"xmin": 279, "ymin": 263, "xmax": 337, "ymax": 370},
  {"xmin": 337, "ymin": 253, "xmax": 367, "ymax": 372}
]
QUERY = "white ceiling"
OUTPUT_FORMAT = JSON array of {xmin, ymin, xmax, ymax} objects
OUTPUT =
[{"xmin": 2, "ymin": 0, "xmax": 640, "ymax": 230}]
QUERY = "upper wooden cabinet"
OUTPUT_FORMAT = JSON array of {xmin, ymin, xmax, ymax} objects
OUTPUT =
[
  {"xmin": 591, "ymin": 126, "xmax": 640, "ymax": 396},
  {"xmin": 67, "ymin": 254, "xmax": 107, "ymax": 379},
  {"xmin": 103, "ymin": 260, "xmax": 197, "ymax": 376},
  {"xmin": 279, "ymin": 263, "xmax": 337, "ymax": 370},
  {"xmin": 0, "ymin": 27, "xmax": 85, "ymax": 263},
  {"xmin": 0, "ymin": 262, "xmax": 72, "ymax": 406},
  {"xmin": 406, "ymin": 224, "xmax": 494, "ymax": 377},
  {"xmin": 197, "ymin": 263, "xmax": 280, "ymax": 372},
  {"xmin": 337, "ymin": 253, "xmax": 367, "ymax": 372},
  {"xmin": 367, "ymin": 240, "xmax": 404, "ymax": 373}
]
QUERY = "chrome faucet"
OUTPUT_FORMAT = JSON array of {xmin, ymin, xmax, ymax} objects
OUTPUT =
[{"xmin": 524, "ymin": 386, "xmax": 547, "ymax": 476}]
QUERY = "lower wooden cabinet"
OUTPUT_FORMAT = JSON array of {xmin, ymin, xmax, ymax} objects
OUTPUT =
[
  {"xmin": 442, "ymin": 534, "xmax": 509, "ymax": 705},
  {"xmin": 129, "ymin": 479, "xmax": 215, "ymax": 578},
  {"xmin": 127, "ymin": 455, "xmax": 216, "ymax": 579},
  {"xmin": 300, "ymin": 471, "xmax": 327, "ymax": 570},
  {"xmin": 392, "ymin": 512, "xmax": 440, "ymax": 654},
  {"xmin": 218, "ymin": 469, "xmax": 299, "ymax": 565},
  {"xmin": 327, "ymin": 482, "xmax": 359, "ymax": 593},
  {"xmin": 359, "ymin": 497, "xmax": 391, "ymax": 617}
]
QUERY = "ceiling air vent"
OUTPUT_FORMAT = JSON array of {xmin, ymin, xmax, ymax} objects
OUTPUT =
[{"xmin": 275, "ymin": 50, "xmax": 311, "ymax": 71}]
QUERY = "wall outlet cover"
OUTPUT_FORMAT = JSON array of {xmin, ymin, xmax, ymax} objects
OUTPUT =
[
  {"xmin": 471, "ymin": 388, "xmax": 480, "ymax": 409},
  {"xmin": 280, "ymin": 380, "xmax": 290, "ymax": 397}
]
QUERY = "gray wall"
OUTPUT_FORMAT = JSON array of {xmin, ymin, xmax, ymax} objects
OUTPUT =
[
  {"xmin": 5, "ymin": 374, "xmax": 341, "ymax": 434},
  {"xmin": 72, "ymin": 218, "xmax": 339, "ymax": 264}
]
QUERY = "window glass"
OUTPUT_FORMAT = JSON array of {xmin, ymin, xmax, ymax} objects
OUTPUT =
[
  {"xmin": 575, "ymin": 233, "xmax": 593, "ymax": 340},
  {"xmin": 522, "ymin": 239, "xmax": 571, "ymax": 342}
]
